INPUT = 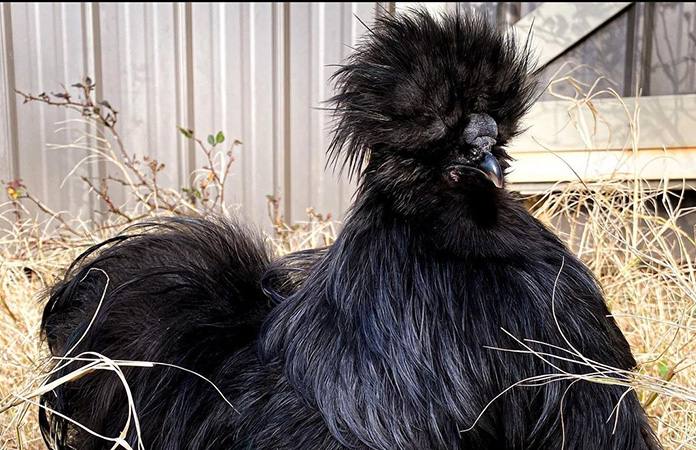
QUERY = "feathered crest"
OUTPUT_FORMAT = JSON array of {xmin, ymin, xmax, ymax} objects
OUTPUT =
[{"xmin": 328, "ymin": 9, "xmax": 537, "ymax": 179}]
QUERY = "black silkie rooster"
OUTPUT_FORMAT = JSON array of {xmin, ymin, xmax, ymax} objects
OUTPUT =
[{"xmin": 39, "ymin": 10, "xmax": 662, "ymax": 450}]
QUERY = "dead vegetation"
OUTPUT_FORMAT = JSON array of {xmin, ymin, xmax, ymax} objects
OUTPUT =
[{"xmin": 1, "ymin": 77, "xmax": 695, "ymax": 449}]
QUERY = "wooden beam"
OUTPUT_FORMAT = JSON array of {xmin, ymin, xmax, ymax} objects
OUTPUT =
[
  {"xmin": 509, "ymin": 94, "xmax": 696, "ymax": 154},
  {"xmin": 507, "ymin": 93, "xmax": 696, "ymax": 186},
  {"xmin": 508, "ymin": 147, "xmax": 696, "ymax": 186}
]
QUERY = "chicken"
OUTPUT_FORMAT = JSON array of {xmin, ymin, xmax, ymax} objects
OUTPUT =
[{"xmin": 39, "ymin": 9, "xmax": 662, "ymax": 450}]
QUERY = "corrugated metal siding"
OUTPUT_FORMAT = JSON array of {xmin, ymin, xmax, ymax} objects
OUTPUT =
[
  {"xmin": 2, "ymin": 2, "xmax": 696, "ymax": 229},
  {"xmin": 191, "ymin": 3, "xmax": 280, "ymax": 224},
  {"xmin": 0, "ymin": 3, "xmax": 16, "ymax": 188},
  {"xmin": 1, "ymin": 2, "xmax": 381, "ymax": 229},
  {"xmin": 286, "ymin": 2, "xmax": 367, "ymax": 223},
  {"xmin": 9, "ymin": 3, "xmax": 96, "ymax": 219},
  {"xmin": 94, "ymin": 3, "xmax": 184, "ymax": 212}
]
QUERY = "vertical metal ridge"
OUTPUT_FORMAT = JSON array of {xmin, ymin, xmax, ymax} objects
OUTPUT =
[
  {"xmin": 173, "ymin": 2, "xmax": 195, "ymax": 187},
  {"xmin": 57, "ymin": 4, "xmax": 68, "ymax": 88},
  {"xmin": 239, "ymin": 3, "xmax": 250, "ymax": 211},
  {"xmin": 248, "ymin": 3, "xmax": 258, "ymax": 216},
  {"xmin": 142, "ymin": 4, "xmax": 153, "ymax": 158},
  {"xmin": 93, "ymin": 3, "xmax": 106, "ymax": 213},
  {"xmin": 32, "ymin": 3, "xmax": 49, "ymax": 201},
  {"xmin": 307, "ymin": 3, "xmax": 315, "ymax": 211},
  {"xmin": 623, "ymin": 3, "xmax": 637, "ymax": 97},
  {"xmin": 496, "ymin": 2, "xmax": 521, "ymax": 29},
  {"xmin": 219, "ymin": 3, "xmax": 228, "ymax": 160},
  {"xmin": 150, "ymin": 5, "xmax": 161, "ymax": 155},
  {"xmin": 282, "ymin": 2, "xmax": 292, "ymax": 221},
  {"xmin": 639, "ymin": 2, "xmax": 654, "ymax": 96},
  {"xmin": 1, "ymin": 2, "xmax": 19, "ymax": 180},
  {"xmin": 173, "ymin": 2, "xmax": 185, "ymax": 187},
  {"xmin": 122, "ymin": 3, "xmax": 133, "ymax": 115},
  {"xmin": 271, "ymin": 2, "xmax": 284, "ymax": 202},
  {"xmin": 184, "ymin": 3, "xmax": 195, "ymax": 186},
  {"xmin": 375, "ymin": 2, "xmax": 392, "ymax": 18},
  {"xmin": 311, "ymin": 3, "xmax": 324, "ymax": 208},
  {"xmin": 81, "ymin": 1, "xmax": 102, "ymax": 216},
  {"xmin": 337, "ymin": 2, "xmax": 350, "ymax": 213}
]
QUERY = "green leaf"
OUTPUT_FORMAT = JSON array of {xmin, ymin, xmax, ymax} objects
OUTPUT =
[
  {"xmin": 207, "ymin": 135, "xmax": 215, "ymax": 146},
  {"xmin": 178, "ymin": 127, "xmax": 194, "ymax": 139},
  {"xmin": 266, "ymin": 194, "xmax": 276, "ymax": 201},
  {"xmin": 216, "ymin": 131, "xmax": 225, "ymax": 144},
  {"xmin": 658, "ymin": 360, "xmax": 669, "ymax": 378}
]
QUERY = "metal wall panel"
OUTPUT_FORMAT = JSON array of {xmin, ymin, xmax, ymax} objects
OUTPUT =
[
  {"xmin": 192, "ymin": 2, "xmax": 282, "ymax": 224},
  {"xmin": 1, "ymin": 2, "xmax": 381, "ymax": 230},
  {"xmin": 9, "ymin": 3, "xmax": 94, "ymax": 220},
  {"xmin": 3, "ymin": 2, "xmax": 696, "ymax": 230},
  {"xmin": 287, "ymin": 2, "xmax": 367, "ymax": 223},
  {"xmin": 0, "ymin": 3, "xmax": 16, "ymax": 188},
  {"xmin": 97, "ymin": 3, "xmax": 183, "ymax": 207}
]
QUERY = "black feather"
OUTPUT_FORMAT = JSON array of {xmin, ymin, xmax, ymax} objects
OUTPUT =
[
  {"xmin": 39, "ymin": 8, "xmax": 662, "ymax": 450},
  {"xmin": 328, "ymin": 10, "xmax": 537, "ymax": 179},
  {"xmin": 39, "ymin": 218, "xmax": 272, "ymax": 449}
]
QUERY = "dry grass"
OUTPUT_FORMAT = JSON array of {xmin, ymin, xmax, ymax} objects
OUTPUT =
[
  {"xmin": 529, "ymin": 179, "xmax": 696, "ymax": 448},
  {"xmin": 0, "ymin": 221, "xmax": 85, "ymax": 450},
  {"xmin": 1, "ymin": 78, "xmax": 696, "ymax": 449},
  {"xmin": 525, "ymin": 75, "xmax": 696, "ymax": 447},
  {"xmin": 0, "ymin": 206, "xmax": 338, "ymax": 450}
]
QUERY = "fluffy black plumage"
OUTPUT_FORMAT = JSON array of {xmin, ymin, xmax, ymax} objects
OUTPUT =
[{"xmin": 39, "ymin": 10, "xmax": 662, "ymax": 450}]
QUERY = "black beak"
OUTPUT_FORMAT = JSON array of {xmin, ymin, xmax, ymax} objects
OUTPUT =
[
  {"xmin": 444, "ymin": 113, "xmax": 504, "ymax": 188},
  {"xmin": 460, "ymin": 113, "xmax": 503, "ymax": 188},
  {"xmin": 477, "ymin": 151, "xmax": 503, "ymax": 188},
  {"xmin": 446, "ymin": 151, "xmax": 504, "ymax": 189}
]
